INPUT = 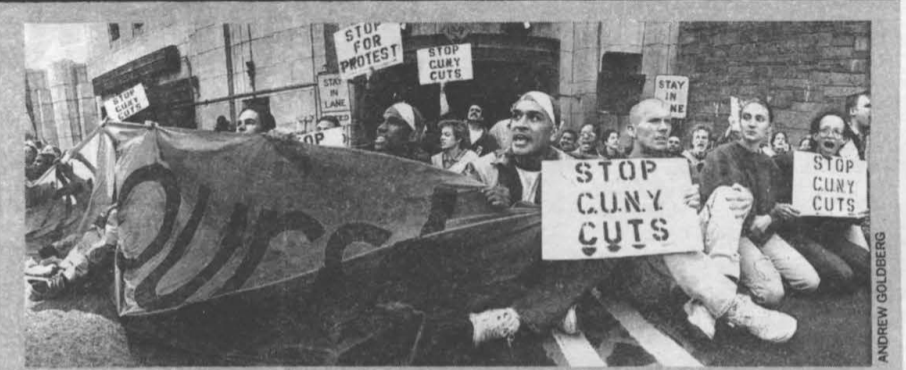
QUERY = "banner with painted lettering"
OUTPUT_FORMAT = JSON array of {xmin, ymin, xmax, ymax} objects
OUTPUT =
[
  {"xmin": 541, "ymin": 158, "xmax": 703, "ymax": 260},
  {"xmin": 791, "ymin": 151, "xmax": 868, "ymax": 217},
  {"xmin": 95, "ymin": 124, "xmax": 546, "ymax": 317},
  {"xmin": 104, "ymin": 83, "xmax": 150, "ymax": 122},
  {"xmin": 335, "ymin": 23, "xmax": 403, "ymax": 80},
  {"xmin": 654, "ymin": 76, "xmax": 689, "ymax": 119},
  {"xmin": 294, "ymin": 126, "xmax": 349, "ymax": 147},
  {"xmin": 417, "ymin": 43, "xmax": 473, "ymax": 85}
]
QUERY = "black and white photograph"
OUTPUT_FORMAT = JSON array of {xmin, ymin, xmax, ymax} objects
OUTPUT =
[{"xmin": 4, "ymin": 1, "xmax": 901, "ymax": 368}]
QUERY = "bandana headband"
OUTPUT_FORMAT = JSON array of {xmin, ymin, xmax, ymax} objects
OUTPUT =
[{"xmin": 519, "ymin": 91, "xmax": 556, "ymax": 125}]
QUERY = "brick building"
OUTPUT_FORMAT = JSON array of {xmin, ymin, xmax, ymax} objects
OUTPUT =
[{"xmin": 83, "ymin": 21, "xmax": 869, "ymax": 150}]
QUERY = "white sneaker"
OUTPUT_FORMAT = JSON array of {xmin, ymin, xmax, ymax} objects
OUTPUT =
[
  {"xmin": 725, "ymin": 294, "xmax": 797, "ymax": 343},
  {"xmin": 469, "ymin": 308, "xmax": 520, "ymax": 345},
  {"xmin": 558, "ymin": 304, "xmax": 579, "ymax": 335},
  {"xmin": 684, "ymin": 300, "xmax": 716, "ymax": 339}
]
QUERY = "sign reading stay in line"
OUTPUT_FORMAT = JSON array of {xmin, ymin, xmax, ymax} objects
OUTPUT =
[
  {"xmin": 334, "ymin": 23, "xmax": 403, "ymax": 81},
  {"xmin": 295, "ymin": 126, "xmax": 349, "ymax": 148},
  {"xmin": 542, "ymin": 158, "xmax": 703, "ymax": 260},
  {"xmin": 792, "ymin": 151, "xmax": 868, "ymax": 218},
  {"xmin": 654, "ymin": 75, "xmax": 689, "ymax": 119},
  {"xmin": 103, "ymin": 83, "xmax": 149, "ymax": 122},
  {"xmin": 417, "ymin": 43, "xmax": 473, "ymax": 85}
]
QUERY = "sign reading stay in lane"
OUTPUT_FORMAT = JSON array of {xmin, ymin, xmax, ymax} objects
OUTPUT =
[
  {"xmin": 417, "ymin": 43, "xmax": 473, "ymax": 85},
  {"xmin": 103, "ymin": 83, "xmax": 150, "ymax": 122},
  {"xmin": 334, "ymin": 23, "xmax": 403, "ymax": 81},
  {"xmin": 654, "ymin": 75, "xmax": 689, "ymax": 119},
  {"xmin": 317, "ymin": 74, "xmax": 351, "ymax": 113},
  {"xmin": 542, "ymin": 158, "xmax": 703, "ymax": 260}
]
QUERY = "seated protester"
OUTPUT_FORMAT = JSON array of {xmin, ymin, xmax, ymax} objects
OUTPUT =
[
  {"xmin": 699, "ymin": 98, "xmax": 820, "ymax": 307},
  {"xmin": 556, "ymin": 128, "xmax": 579, "ymax": 153},
  {"xmin": 465, "ymin": 104, "xmax": 499, "ymax": 157},
  {"xmin": 26, "ymin": 206, "xmax": 118, "ymax": 301},
  {"xmin": 571, "ymin": 123, "xmax": 604, "ymax": 159},
  {"xmin": 489, "ymin": 118, "xmax": 512, "ymax": 151},
  {"xmin": 620, "ymin": 99, "xmax": 797, "ymax": 343},
  {"xmin": 771, "ymin": 110, "xmax": 869, "ymax": 292},
  {"xmin": 839, "ymin": 91, "xmax": 870, "ymax": 161},
  {"xmin": 667, "ymin": 135, "xmax": 683, "ymax": 156},
  {"xmin": 431, "ymin": 119, "xmax": 479, "ymax": 173},
  {"xmin": 461, "ymin": 91, "xmax": 617, "ymax": 344},
  {"xmin": 214, "ymin": 115, "xmax": 232, "ymax": 132},
  {"xmin": 682, "ymin": 124, "xmax": 712, "ymax": 181},
  {"xmin": 770, "ymin": 131, "xmax": 791, "ymax": 157},
  {"xmin": 236, "ymin": 107, "xmax": 276, "ymax": 134},
  {"xmin": 374, "ymin": 102, "xmax": 430, "ymax": 163},
  {"xmin": 601, "ymin": 129, "xmax": 626, "ymax": 160}
]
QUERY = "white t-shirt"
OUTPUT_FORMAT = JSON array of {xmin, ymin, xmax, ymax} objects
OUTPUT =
[
  {"xmin": 469, "ymin": 127, "xmax": 483, "ymax": 146},
  {"xmin": 515, "ymin": 167, "xmax": 541, "ymax": 203}
]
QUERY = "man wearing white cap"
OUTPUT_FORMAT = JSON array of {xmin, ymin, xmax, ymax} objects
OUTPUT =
[
  {"xmin": 374, "ymin": 102, "xmax": 430, "ymax": 163},
  {"xmin": 460, "ymin": 91, "xmax": 617, "ymax": 345}
]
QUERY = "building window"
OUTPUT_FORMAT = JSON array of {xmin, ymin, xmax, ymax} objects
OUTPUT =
[
  {"xmin": 133, "ymin": 23, "xmax": 144, "ymax": 37},
  {"xmin": 108, "ymin": 24, "xmax": 120, "ymax": 42}
]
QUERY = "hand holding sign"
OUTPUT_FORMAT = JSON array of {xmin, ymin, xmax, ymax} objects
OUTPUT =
[{"xmin": 542, "ymin": 158, "xmax": 704, "ymax": 260}]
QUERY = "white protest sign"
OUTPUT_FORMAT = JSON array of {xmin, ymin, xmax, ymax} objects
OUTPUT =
[
  {"xmin": 542, "ymin": 158, "xmax": 703, "ymax": 260},
  {"xmin": 296, "ymin": 126, "xmax": 349, "ymax": 148},
  {"xmin": 654, "ymin": 75, "xmax": 689, "ymax": 118},
  {"xmin": 103, "ymin": 83, "xmax": 150, "ymax": 122},
  {"xmin": 328, "ymin": 111, "xmax": 353, "ymax": 127},
  {"xmin": 318, "ymin": 74, "xmax": 351, "ymax": 114},
  {"xmin": 334, "ymin": 23, "xmax": 403, "ymax": 81},
  {"xmin": 417, "ymin": 43, "xmax": 473, "ymax": 85},
  {"xmin": 791, "ymin": 151, "xmax": 868, "ymax": 217}
]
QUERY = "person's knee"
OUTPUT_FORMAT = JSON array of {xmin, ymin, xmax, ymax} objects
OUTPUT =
[
  {"xmin": 789, "ymin": 267, "xmax": 821, "ymax": 293},
  {"xmin": 749, "ymin": 280, "xmax": 785, "ymax": 307}
]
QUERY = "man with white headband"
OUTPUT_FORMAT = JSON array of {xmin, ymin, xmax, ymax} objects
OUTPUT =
[
  {"xmin": 459, "ymin": 91, "xmax": 617, "ymax": 346},
  {"xmin": 26, "ymin": 206, "xmax": 119, "ymax": 301},
  {"xmin": 374, "ymin": 102, "xmax": 430, "ymax": 163}
]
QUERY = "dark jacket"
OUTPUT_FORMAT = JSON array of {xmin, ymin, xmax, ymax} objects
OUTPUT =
[
  {"xmin": 464, "ymin": 147, "xmax": 572, "ymax": 206},
  {"xmin": 469, "ymin": 131, "xmax": 500, "ymax": 157}
]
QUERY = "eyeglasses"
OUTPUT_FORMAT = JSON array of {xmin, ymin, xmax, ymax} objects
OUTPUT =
[{"xmin": 818, "ymin": 128, "xmax": 844, "ymax": 138}]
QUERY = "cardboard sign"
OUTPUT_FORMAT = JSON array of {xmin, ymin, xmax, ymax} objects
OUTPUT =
[
  {"xmin": 417, "ymin": 43, "xmax": 473, "ymax": 85},
  {"xmin": 103, "ymin": 83, "xmax": 149, "ymax": 122},
  {"xmin": 654, "ymin": 75, "xmax": 689, "ymax": 118},
  {"xmin": 791, "ymin": 151, "xmax": 868, "ymax": 217},
  {"xmin": 317, "ymin": 74, "xmax": 351, "ymax": 114},
  {"xmin": 334, "ymin": 23, "xmax": 403, "ymax": 80},
  {"xmin": 542, "ymin": 158, "xmax": 703, "ymax": 260},
  {"xmin": 295, "ymin": 126, "xmax": 349, "ymax": 147}
]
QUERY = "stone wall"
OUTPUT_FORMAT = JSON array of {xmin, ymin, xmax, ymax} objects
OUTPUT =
[{"xmin": 675, "ymin": 21, "xmax": 870, "ymax": 145}]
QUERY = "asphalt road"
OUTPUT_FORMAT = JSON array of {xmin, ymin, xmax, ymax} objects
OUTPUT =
[{"xmin": 26, "ymin": 275, "xmax": 871, "ymax": 367}]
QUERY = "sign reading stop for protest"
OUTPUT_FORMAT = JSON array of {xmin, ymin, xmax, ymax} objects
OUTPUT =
[
  {"xmin": 417, "ymin": 43, "xmax": 473, "ymax": 85},
  {"xmin": 334, "ymin": 23, "xmax": 403, "ymax": 81},
  {"xmin": 295, "ymin": 126, "xmax": 349, "ymax": 148},
  {"xmin": 103, "ymin": 83, "xmax": 150, "ymax": 122},
  {"xmin": 792, "ymin": 151, "xmax": 868, "ymax": 218},
  {"xmin": 654, "ymin": 75, "xmax": 689, "ymax": 119},
  {"xmin": 542, "ymin": 158, "xmax": 703, "ymax": 260}
]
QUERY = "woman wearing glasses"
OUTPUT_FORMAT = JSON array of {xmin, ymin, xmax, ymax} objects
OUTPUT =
[
  {"xmin": 771, "ymin": 110, "xmax": 870, "ymax": 293},
  {"xmin": 571, "ymin": 123, "xmax": 604, "ymax": 158}
]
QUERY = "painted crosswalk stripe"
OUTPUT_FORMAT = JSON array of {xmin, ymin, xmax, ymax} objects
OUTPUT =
[
  {"xmin": 594, "ymin": 292, "xmax": 703, "ymax": 367},
  {"xmin": 543, "ymin": 330, "xmax": 607, "ymax": 367}
]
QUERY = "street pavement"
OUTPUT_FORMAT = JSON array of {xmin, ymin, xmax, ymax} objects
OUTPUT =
[{"xmin": 26, "ymin": 274, "xmax": 871, "ymax": 367}]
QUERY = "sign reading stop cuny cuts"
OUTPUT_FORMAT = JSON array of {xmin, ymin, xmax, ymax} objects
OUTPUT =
[
  {"xmin": 103, "ymin": 83, "xmax": 150, "ymax": 122},
  {"xmin": 654, "ymin": 75, "xmax": 689, "ymax": 119},
  {"xmin": 417, "ymin": 43, "xmax": 473, "ymax": 85},
  {"xmin": 542, "ymin": 158, "xmax": 703, "ymax": 260},
  {"xmin": 334, "ymin": 23, "xmax": 403, "ymax": 81},
  {"xmin": 792, "ymin": 151, "xmax": 868, "ymax": 217}
]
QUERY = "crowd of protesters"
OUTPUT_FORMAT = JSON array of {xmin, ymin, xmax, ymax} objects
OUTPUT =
[{"xmin": 24, "ymin": 80, "xmax": 872, "ymax": 352}]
